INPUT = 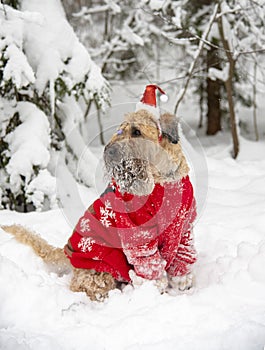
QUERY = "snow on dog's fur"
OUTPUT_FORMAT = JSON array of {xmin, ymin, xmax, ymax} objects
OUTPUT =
[
  {"xmin": 104, "ymin": 110, "xmax": 189, "ymax": 195},
  {"xmin": 1, "ymin": 110, "xmax": 195, "ymax": 301}
]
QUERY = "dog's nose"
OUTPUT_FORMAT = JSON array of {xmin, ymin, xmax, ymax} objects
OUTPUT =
[{"xmin": 104, "ymin": 143, "xmax": 120, "ymax": 161}]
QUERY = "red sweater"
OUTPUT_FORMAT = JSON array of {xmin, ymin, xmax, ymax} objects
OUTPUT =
[{"xmin": 64, "ymin": 176, "xmax": 197, "ymax": 282}]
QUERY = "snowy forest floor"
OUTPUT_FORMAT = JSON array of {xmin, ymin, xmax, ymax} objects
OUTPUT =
[{"xmin": 1, "ymin": 95, "xmax": 265, "ymax": 349}]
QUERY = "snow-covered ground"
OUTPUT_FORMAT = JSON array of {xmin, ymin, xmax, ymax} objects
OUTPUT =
[{"xmin": 1, "ymin": 116, "xmax": 265, "ymax": 349}]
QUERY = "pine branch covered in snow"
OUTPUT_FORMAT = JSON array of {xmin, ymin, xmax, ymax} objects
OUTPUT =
[
  {"xmin": 68, "ymin": 0, "xmax": 167, "ymax": 81},
  {"xmin": 0, "ymin": 0, "xmax": 110, "ymax": 211},
  {"xmin": 0, "ymin": 102, "xmax": 54, "ymax": 210}
]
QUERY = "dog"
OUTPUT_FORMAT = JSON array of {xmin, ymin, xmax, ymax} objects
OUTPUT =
[{"xmin": 1, "ymin": 109, "xmax": 197, "ymax": 301}]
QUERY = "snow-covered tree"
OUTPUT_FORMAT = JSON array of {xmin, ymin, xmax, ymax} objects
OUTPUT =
[
  {"xmin": 0, "ymin": 0, "xmax": 110, "ymax": 211},
  {"xmin": 64, "ymin": 0, "xmax": 167, "ymax": 81},
  {"xmin": 148, "ymin": 0, "xmax": 265, "ymax": 157}
]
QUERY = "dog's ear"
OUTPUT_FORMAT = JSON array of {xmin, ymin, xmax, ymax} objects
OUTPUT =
[{"xmin": 159, "ymin": 113, "xmax": 179, "ymax": 144}]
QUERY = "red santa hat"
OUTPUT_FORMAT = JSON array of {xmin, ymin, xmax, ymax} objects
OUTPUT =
[{"xmin": 135, "ymin": 84, "xmax": 168, "ymax": 119}]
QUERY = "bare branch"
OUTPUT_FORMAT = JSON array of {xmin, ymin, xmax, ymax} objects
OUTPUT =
[
  {"xmin": 216, "ymin": 4, "xmax": 246, "ymax": 19},
  {"xmin": 0, "ymin": 1, "xmax": 7, "ymax": 18},
  {"xmin": 174, "ymin": 3, "xmax": 219, "ymax": 114},
  {"xmin": 73, "ymin": 5, "xmax": 109, "ymax": 16},
  {"xmin": 145, "ymin": 4, "xmax": 265, "ymax": 57}
]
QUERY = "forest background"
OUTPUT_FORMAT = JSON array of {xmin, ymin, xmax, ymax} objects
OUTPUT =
[{"xmin": 1, "ymin": 0, "xmax": 265, "ymax": 212}]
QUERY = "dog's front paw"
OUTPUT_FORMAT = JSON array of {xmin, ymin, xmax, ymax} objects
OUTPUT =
[
  {"xmin": 129, "ymin": 270, "xmax": 146, "ymax": 286},
  {"xmin": 155, "ymin": 274, "xmax": 168, "ymax": 294},
  {"xmin": 129, "ymin": 270, "xmax": 168, "ymax": 293},
  {"xmin": 168, "ymin": 273, "xmax": 194, "ymax": 292}
]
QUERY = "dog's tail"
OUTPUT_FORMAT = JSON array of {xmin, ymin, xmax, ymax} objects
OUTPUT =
[{"xmin": 1, "ymin": 224, "xmax": 70, "ymax": 272}]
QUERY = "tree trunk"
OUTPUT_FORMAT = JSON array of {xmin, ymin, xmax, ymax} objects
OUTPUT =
[
  {"xmin": 104, "ymin": 9, "xmax": 109, "ymax": 41},
  {"xmin": 95, "ymin": 101, "xmax": 105, "ymax": 145},
  {"xmin": 224, "ymin": 77, "xmax": 239, "ymax": 158},
  {"xmin": 198, "ymin": 81, "xmax": 204, "ymax": 128},
  {"xmin": 218, "ymin": 8, "xmax": 239, "ymax": 159},
  {"xmin": 253, "ymin": 60, "xmax": 259, "ymax": 141},
  {"xmin": 206, "ymin": 47, "xmax": 222, "ymax": 135}
]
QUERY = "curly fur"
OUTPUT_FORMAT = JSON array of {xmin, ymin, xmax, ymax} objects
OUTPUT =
[
  {"xmin": 1, "ymin": 110, "xmax": 190, "ymax": 301},
  {"xmin": 104, "ymin": 110, "xmax": 189, "ymax": 195},
  {"xmin": 70, "ymin": 268, "xmax": 117, "ymax": 301},
  {"xmin": 1, "ymin": 225, "xmax": 116, "ymax": 301},
  {"xmin": 2, "ymin": 225, "xmax": 68, "ymax": 267}
]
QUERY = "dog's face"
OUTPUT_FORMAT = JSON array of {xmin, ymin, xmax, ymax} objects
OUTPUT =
[{"xmin": 104, "ymin": 110, "xmax": 189, "ymax": 196}]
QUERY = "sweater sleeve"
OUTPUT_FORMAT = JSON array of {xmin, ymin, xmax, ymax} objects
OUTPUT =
[
  {"xmin": 117, "ymin": 186, "xmax": 167, "ymax": 280},
  {"xmin": 163, "ymin": 179, "xmax": 197, "ymax": 277},
  {"xmin": 118, "ymin": 196, "xmax": 166, "ymax": 280},
  {"xmin": 123, "ymin": 238, "xmax": 166, "ymax": 280}
]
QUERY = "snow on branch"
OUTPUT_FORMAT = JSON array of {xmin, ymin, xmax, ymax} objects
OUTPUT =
[
  {"xmin": 120, "ymin": 24, "xmax": 144, "ymax": 46},
  {"xmin": 21, "ymin": 0, "xmax": 110, "ymax": 109},
  {"xmin": 216, "ymin": 3, "xmax": 241, "ymax": 19},
  {"xmin": 5, "ymin": 102, "xmax": 51, "ymax": 189},
  {"xmin": 0, "ymin": 0, "xmax": 111, "ymax": 211},
  {"xmin": 2, "ymin": 101, "xmax": 56, "ymax": 210},
  {"xmin": 0, "ymin": 4, "xmax": 43, "ymax": 24},
  {"xmin": 208, "ymin": 63, "xmax": 230, "ymax": 82},
  {"xmin": 3, "ymin": 43, "xmax": 35, "ymax": 89},
  {"xmin": 73, "ymin": 1, "xmax": 121, "ymax": 17}
]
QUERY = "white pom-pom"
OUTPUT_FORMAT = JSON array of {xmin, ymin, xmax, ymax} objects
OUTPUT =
[{"xmin": 160, "ymin": 94, "xmax": 168, "ymax": 102}]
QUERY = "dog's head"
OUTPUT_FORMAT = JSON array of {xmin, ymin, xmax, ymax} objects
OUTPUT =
[{"xmin": 103, "ymin": 109, "xmax": 189, "ymax": 196}]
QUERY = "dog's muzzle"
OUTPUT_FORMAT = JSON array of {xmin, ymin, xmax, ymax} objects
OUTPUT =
[
  {"xmin": 103, "ymin": 142, "xmax": 154, "ymax": 195},
  {"xmin": 104, "ymin": 143, "xmax": 121, "ymax": 165}
]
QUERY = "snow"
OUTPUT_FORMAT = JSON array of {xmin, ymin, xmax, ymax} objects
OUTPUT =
[
  {"xmin": 149, "ymin": 0, "xmax": 165, "ymax": 11},
  {"xmin": 3, "ymin": 44, "xmax": 35, "ymax": 88},
  {"xmin": 20, "ymin": 0, "xmax": 109, "ymax": 103},
  {"xmin": 58, "ymin": 96, "xmax": 100, "ymax": 187},
  {"xmin": 0, "ymin": 7, "xmax": 35, "ymax": 89},
  {"xmin": 120, "ymin": 24, "xmax": 144, "ymax": 47},
  {"xmin": 4, "ymin": 102, "xmax": 52, "ymax": 192},
  {"xmin": 26, "ymin": 169, "xmax": 57, "ymax": 211},
  {"xmin": 0, "ymin": 0, "xmax": 110, "ymax": 210},
  {"xmin": 208, "ymin": 63, "xmax": 229, "ymax": 82},
  {"xmin": 1, "ymin": 132, "xmax": 265, "ymax": 349}
]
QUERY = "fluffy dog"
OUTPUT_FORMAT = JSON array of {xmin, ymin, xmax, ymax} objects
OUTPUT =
[{"xmin": 2, "ymin": 109, "xmax": 197, "ymax": 301}]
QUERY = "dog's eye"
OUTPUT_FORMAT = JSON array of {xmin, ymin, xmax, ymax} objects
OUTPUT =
[{"xmin": 131, "ymin": 127, "xmax": 141, "ymax": 137}]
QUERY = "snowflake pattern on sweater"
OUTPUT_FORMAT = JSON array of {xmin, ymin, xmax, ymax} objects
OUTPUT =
[
  {"xmin": 79, "ymin": 218, "xmax": 90, "ymax": 233},
  {"xmin": 77, "ymin": 237, "xmax": 95, "ymax": 253},
  {"xmin": 64, "ymin": 176, "xmax": 197, "ymax": 282},
  {"xmin": 99, "ymin": 200, "xmax": 116, "ymax": 228}
]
